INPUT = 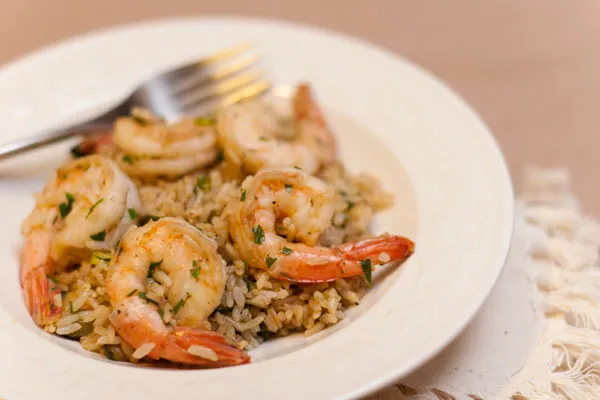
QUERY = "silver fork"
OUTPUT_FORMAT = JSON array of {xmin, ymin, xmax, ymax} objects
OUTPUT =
[{"xmin": 0, "ymin": 43, "xmax": 270, "ymax": 160}]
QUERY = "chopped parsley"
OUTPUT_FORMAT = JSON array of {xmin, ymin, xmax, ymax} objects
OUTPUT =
[
  {"xmin": 138, "ymin": 291, "xmax": 159, "ymax": 306},
  {"xmin": 122, "ymin": 154, "xmax": 135, "ymax": 164},
  {"xmin": 191, "ymin": 260, "xmax": 201, "ymax": 279},
  {"xmin": 128, "ymin": 208, "xmax": 138, "ymax": 220},
  {"xmin": 69, "ymin": 301, "xmax": 74, "ymax": 314},
  {"xmin": 173, "ymin": 293, "xmax": 191, "ymax": 314},
  {"xmin": 47, "ymin": 275, "xmax": 58, "ymax": 284},
  {"xmin": 59, "ymin": 192, "xmax": 75, "ymax": 219},
  {"xmin": 126, "ymin": 289, "xmax": 137, "ymax": 297},
  {"xmin": 157, "ymin": 308, "xmax": 165, "ymax": 321},
  {"xmin": 147, "ymin": 260, "xmax": 162, "ymax": 278},
  {"xmin": 282, "ymin": 247, "xmax": 293, "ymax": 255},
  {"xmin": 139, "ymin": 215, "xmax": 160, "ymax": 226},
  {"xmin": 91, "ymin": 252, "xmax": 111, "ymax": 264},
  {"xmin": 360, "ymin": 259, "xmax": 372, "ymax": 287},
  {"xmin": 86, "ymin": 198, "xmax": 104, "ymax": 218},
  {"xmin": 258, "ymin": 136, "xmax": 268, "ymax": 141},
  {"xmin": 284, "ymin": 184, "xmax": 293, "ymax": 193},
  {"xmin": 194, "ymin": 116, "xmax": 216, "ymax": 126},
  {"xmin": 89, "ymin": 230, "xmax": 106, "ymax": 241},
  {"xmin": 132, "ymin": 115, "xmax": 148, "ymax": 126},
  {"xmin": 293, "ymin": 165, "xmax": 302, "ymax": 170},
  {"xmin": 196, "ymin": 175, "xmax": 211, "ymax": 193},
  {"xmin": 114, "ymin": 240, "xmax": 120, "ymax": 250},
  {"xmin": 104, "ymin": 346, "xmax": 117, "ymax": 360},
  {"xmin": 253, "ymin": 225, "xmax": 265, "ymax": 244},
  {"xmin": 244, "ymin": 278, "xmax": 252, "ymax": 291},
  {"xmin": 240, "ymin": 189, "xmax": 247, "ymax": 201},
  {"xmin": 265, "ymin": 254, "xmax": 277, "ymax": 268}
]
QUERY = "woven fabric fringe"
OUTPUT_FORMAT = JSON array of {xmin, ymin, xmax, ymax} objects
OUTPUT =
[{"xmin": 365, "ymin": 168, "xmax": 600, "ymax": 400}]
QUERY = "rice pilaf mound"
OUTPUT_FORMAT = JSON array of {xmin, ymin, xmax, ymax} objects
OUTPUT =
[{"xmin": 45, "ymin": 160, "xmax": 393, "ymax": 363}]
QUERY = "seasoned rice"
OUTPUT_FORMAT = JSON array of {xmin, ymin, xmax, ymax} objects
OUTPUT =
[{"xmin": 42, "ymin": 159, "xmax": 393, "ymax": 362}]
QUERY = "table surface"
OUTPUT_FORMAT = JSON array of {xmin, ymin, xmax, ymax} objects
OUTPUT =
[{"xmin": 1, "ymin": 0, "xmax": 599, "ymax": 214}]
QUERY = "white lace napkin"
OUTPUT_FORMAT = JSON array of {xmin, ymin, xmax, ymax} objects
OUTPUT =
[{"xmin": 365, "ymin": 168, "xmax": 600, "ymax": 400}]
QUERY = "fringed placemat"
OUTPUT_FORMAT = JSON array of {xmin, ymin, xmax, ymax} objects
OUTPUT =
[{"xmin": 366, "ymin": 168, "xmax": 600, "ymax": 400}]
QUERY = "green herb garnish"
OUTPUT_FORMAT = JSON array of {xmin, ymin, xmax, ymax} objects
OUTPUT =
[
  {"xmin": 293, "ymin": 165, "xmax": 302, "ymax": 170},
  {"xmin": 69, "ymin": 301, "xmax": 74, "ymax": 314},
  {"xmin": 91, "ymin": 252, "xmax": 111, "ymax": 265},
  {"xmin": 59, "ymin": 192, "xmax": 75, "ymax": 219},
  {"xmin": 147, "ymin": 260, "xmax": 162, "ymax": 278},
  {"xmin": 86, "ymin": 198, "xmax": 104, "ymax": 219},
  {"xmin": 157, "ymin": 308, "xmax": 165, "ymax": 321},
  {"xmin": 104, "ymin": 346, "xmax": 116, "ymax": 360},
  {"xmin": 191, "ymin": 260, "xmax": 201, "ymax": 279},
  {"xmin": 47, "ymin": 275, "xmax": 58, "ymax": 284},
  {"xmin": 139, "ymin": 215, "xmax": 160, "ymax": 226},
  {"xmin": 253, "ymin": 225, "xmax": 265, "ymax": 244},
  {"xmin": 128, "ymin": 208, "xmax": 138, "ymax": 220},
  {"xmin": 258, "ymin": 136, "xmax": 268, "ymax": 141},
  {"xmin": 265, "ymin": 254, "xmax": 277, "ymax": 268},
  {"xmin": 132, "ymin": 115, "xmax": 148, "ymax": 126},
  {"xmin": 244, "ymin": 278, "xmax": 252, "ymax": 291},
  {"xmin": 194, "ymin": 116, "xmax": 216, "ymax": 126},
  {"xmin": 138, "ymin": 291, "xmax": 159, "ymax": 306},
  {"xmin": 196, "ymin": 175, "xmax": 211, "ymax": 193},
  {"xmin": 282, "ymin": 247, "xmax": 293, "ymax": 255},
  {"xmin": 126, "ymin": 289, "xmax": 137, "ymax": 297},
  {"xmin": 284, "ymin": 184, "xmax": 293, "ymax": 193},
  {"xmin": 240, "ymin": 189, "xmax": 247, "ymax": 201},
  {"xmin": 90, "ymin": 230, "xmax": 106, "ymax": 241},
  {"xmin": 360, "ymin": 259, "xmax": 372, "ymax": 287},
  {"xmin": 173, "ymin": 293, "xmax": 191, "ymax": 315},
  {"xmin": 122, "ymin": 154, "xmax": 135, "ymax": 164}
]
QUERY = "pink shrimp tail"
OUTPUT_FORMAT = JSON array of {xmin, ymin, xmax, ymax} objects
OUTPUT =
[
  {"xmin": 339, "ymin": 234, "xmax": 415, "ymax": 264},
  {"xmin": 161, "ymin": 327, "xmax": 251, "ymax": 367},
  {"xmin": 71, "ymin": 132, "xmax": 113, "ymax": 157},
  {"xmin": 273, "ymin": 234, "xmax": 414, "ymax": 283},
  {"xmin": 111, "ymin": 297, "xmax": 250, "ymax": 367},
  {"xmin": 20, "ymin": 230, "xmax": 60, "ymax": 326}
]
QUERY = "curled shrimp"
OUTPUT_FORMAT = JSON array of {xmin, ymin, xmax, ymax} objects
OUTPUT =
[
  {"xmin": 113, "ymin": 108, "xmax": 218, "ymax": 178},
  {"xmin": 228, "ymin": 168, "xmax": 415, "ymax": 282},
  {"xmin": 107, "ymin": 217, "xmax": 249, "ymax": 367},
  {"xmin": 20, "ymin": 155, "xmax": 142, "ymax": 326},
  {"xmin": 217, "ymin": 83, "xmax": 336, "ymax": 175}
]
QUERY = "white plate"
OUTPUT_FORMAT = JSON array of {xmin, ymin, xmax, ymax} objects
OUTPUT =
[{"xmin": 0, "ymin": 17, "xmax": 513, "ymax": 400}]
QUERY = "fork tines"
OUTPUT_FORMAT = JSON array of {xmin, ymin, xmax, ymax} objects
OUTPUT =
[{"xmin": 164, "ymin": 43, "xmax": 271, "ymax": 116}]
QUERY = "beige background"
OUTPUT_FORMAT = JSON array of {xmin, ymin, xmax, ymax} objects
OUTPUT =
[{"xmin": 1, "ymin": 1, "xmax": 599, "ymax": 213}]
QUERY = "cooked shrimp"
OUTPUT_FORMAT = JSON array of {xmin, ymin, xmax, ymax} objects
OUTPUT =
[
  {"xmin": 20, "ymin": 155, "xmax": 142, "ymax": 326},
  {"xmin": 114, "ymin": 108, "xmax": 218, "ymax": 178},
  {"xmin": 106, "ymin": 217, "xmax": 249, "ymax": 366},
  {"xmin": 217, "ymin": 83, "xmax": 336, "ymax": 175},
  {"xmin": 228, "ymin": 168, "xmax": 414, "ymax": 283}
]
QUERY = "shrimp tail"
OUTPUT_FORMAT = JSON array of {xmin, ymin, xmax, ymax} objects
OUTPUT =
[
  {"xmin": 339, "ymin": 234, "xmax": 415, "ymax": 264},
  {"xmin": 162, "ymin": 327, "xmax": 251, "ymax": 367},
  {"xmin": 20, "ymin": 229, "xmax": 60, "ymax": 326},
  {"xmin": 274, "ymin": 234, "xmax": 414, "ymax": 283},
  {"xmin": 71, "ymin": 132, "xmax": 113, "ymax": 157}
]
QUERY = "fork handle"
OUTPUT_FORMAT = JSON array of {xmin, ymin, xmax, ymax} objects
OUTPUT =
[{"xmin": 0, "ymin": 123, "xmax": 111, "ymax": 161}]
